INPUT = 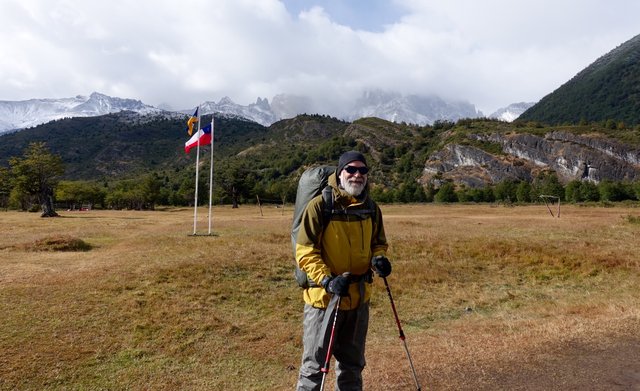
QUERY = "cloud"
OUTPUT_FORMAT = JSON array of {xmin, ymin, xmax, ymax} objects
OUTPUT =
[{"xmin": 1, "ymin": 0, "xmax": 639, "ymax": 114}]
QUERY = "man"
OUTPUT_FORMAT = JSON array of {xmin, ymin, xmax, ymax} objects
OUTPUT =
[{"xmin": 295, "ymin": 151, "xmax": 392, "ymax": 390}]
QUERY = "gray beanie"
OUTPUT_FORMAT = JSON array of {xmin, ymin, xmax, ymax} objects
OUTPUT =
[{"xmin": 337, "ymin": 151, "xmax": 367, "ymax": 175}]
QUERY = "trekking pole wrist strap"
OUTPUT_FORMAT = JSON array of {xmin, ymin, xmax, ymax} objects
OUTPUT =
[{"xmin": 320, "ymin": 276, "xmax": 332, "ymax": 289}]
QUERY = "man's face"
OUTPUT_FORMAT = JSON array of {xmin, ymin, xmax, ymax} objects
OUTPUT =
[{"xmin": 339, "ymin": 160, "xmax": 368, "ymax": 196}]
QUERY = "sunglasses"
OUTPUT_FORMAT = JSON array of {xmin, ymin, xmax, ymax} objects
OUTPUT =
[{"xmin": 344, "ymin": 165, "xmax": 369, "ymax": 175}]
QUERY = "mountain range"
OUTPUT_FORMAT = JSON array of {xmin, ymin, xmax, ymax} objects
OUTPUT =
[
  {"xmin": 0, "ymin": 90, "xmax": 526, "ymax": 135},
  {"xmin": 2, "ymin": 32, "xmax": 640, "ymax": 205},
  {"xmin": 1, "ymin": 111, "xmax": 639, "ymax": 202},
  {"xmin": 0, "ymin": 92, "xmax": 165, "ymax": 133},
  {"xmin": 3, "ymin": 32, "xmax": 639, "ymax": 135}
]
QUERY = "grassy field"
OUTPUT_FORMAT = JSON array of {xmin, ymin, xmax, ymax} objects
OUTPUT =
[{"xmin": 1, "ymin": 203, "xmax": 639, "ymax": 390}]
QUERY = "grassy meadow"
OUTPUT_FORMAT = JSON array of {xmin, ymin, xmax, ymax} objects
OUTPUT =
[{"xmin": 1, "ymin": 203, "xmax": 639, "ymax": 390}]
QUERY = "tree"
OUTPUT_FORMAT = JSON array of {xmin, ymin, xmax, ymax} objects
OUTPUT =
[
  {"xmin": 423, "ymin": 182, "xmax": 436, "ymax": 202},
  {"xmin": 634, "ymin": 181, "xmax": 640, "ymax": 201},
  {"xmin": 103, "ymin": 176, "xmax": 162, "ymax": 210},
  {"xmin": 483, "ymin": 187, "xmax": 496, "ymax": 203},
  {"xmin": 56, "ymin": 181, "xmax": 106, "ymax": 209},
  {"xmin": 494, "ymin": 180, "xmax": 517, "ymax": 203},
  {"xmin": 532, "ymin": 172, "xmax": 564, "ymax": 201},
  {"xmin": 434, "ymin": 182, "xmax": 457, "ymax": 203},
  {"xmin": 217, "ymin": 161, "xmax": 250, "ymax": 208},
  {"xmin": 598, "ymin": 180, "xmax": 633, "ymax": 202},
  {"xmin": 564, "ymin": 180, "xmax": 583, "ymax": 203},
  {"xmin": 9, "ymin": 142, "xmax": 65, "ymax": 217},
  {"xmin": 580, "ymin": 181, "xmax": 600, "ymax": 202},
  {"xmin": 0, "ymin": 166, "xmax": 11, "ymax": 210},
  {"xmin": 516, "ymin": 181, "xmax": 532, "ymax": 203},
  {"xmin": 139, "ymin": 174, "xmax": 162, "ymax": 210},
  {"xmin": 456, "ymin": 185, "xmax": 487, "ymax": 203},
  {"xmin": 396, "ymin": 182, "xmax": 418, "ymax": 203}
]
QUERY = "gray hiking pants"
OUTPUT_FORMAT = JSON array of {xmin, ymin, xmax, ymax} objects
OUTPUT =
[{"xmin": 296, "ymin": 302, "xmax": 369, "ymax": 391}]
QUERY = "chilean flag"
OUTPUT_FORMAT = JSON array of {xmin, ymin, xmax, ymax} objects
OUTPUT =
[{"xmin": 184, "ymin": 123, "xmax": 212, "ymax": 154}]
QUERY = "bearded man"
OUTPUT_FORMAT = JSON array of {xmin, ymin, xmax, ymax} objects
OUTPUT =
[{"xmin": 295, "ymin": 151, "xmax": 392, "ymax": 391}]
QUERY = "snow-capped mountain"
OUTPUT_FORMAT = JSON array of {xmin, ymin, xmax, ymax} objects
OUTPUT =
[
  {"xmin": 347, "ymin": 90, "xmax": 482, "ymax": 124},
  {"xmin": 1, "ymin": 90, "xmax": 492, "ymax": 134},
  {"xmin": 270, "ymin": 94, "xmax": 315, "ymax": 120},
  {"xmin": 489, "ymin": 102, "xmax": 536, "ymax": 122},
  {"xmin": 197, "ymin": 96, "xmax": 277, "ymax": 126},
  {"xmin": 167, "ymin": 92, "xmax": 486, "ymax": 128},
  {"xmin": 0, "ymin": 92, "xmax": 162, "ymax": 133}
]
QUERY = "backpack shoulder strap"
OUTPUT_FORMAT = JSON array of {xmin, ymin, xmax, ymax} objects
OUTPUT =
[
  {"xmin": 322, "ymin": 185, "xmax": 378, "ymax": 225},
  {"xmin": 368, "ymin": 197, "xmax": 378, "ymax": 231},
  {"xmin": 321, "ymin": 185, "xmax": 333, "ymax": 228}
]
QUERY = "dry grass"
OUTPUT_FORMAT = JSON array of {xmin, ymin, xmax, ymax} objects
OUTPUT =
[
  {"xmin": 1, "ymin": 204, "xmax": 639, "ymax": 390},
  {"xmin": 15, "ymin": 235, "xmax": 93, "ymax": 252}
]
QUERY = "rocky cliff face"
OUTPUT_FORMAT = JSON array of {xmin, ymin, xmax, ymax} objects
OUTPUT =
[{"xmin": 422, "ymin": 131, "xmax": 640, "ymax": 188}]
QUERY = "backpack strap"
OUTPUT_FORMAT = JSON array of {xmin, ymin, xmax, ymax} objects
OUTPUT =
[
  {"xmin": 322, "ymin": 185, "xmax": 377, "ymax": 224},
  {"xmin": 321, "ymin": 185, "xmax": 334, "ymax": 229},
  {"xmin": 302, "ymin": 186, "xmax": 378, "ymax": 289},
  {"xmin": 296, "ymin": 186, "xmax": 333, "ymax": 289}
]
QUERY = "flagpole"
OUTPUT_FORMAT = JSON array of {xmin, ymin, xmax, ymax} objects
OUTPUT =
[
  {"xmin": 192, "ymin": 107, "xmax": 201, "ymax": 235},
  {"xmin": 207, "ymin": 115, "xmax": 214, "ymax": 235}
]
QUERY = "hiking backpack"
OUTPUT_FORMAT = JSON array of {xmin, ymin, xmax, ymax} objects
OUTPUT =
[{"xmin": 291, "ymin": 165, "xmax": 376, "ymax": 288}]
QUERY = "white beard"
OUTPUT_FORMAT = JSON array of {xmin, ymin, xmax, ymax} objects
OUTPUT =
[{"xmin": 343, "ymin": 180, "xmax": 365, "ymax": 197}]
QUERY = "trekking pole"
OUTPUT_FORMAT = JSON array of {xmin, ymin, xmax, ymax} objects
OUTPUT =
[
  {"xmin": 320, "ymin": 294, "xmax": 341, "ymax": 391},
  {"xmin": 383, "ymin": 276, "xmax": 422, "ymax": 391}
]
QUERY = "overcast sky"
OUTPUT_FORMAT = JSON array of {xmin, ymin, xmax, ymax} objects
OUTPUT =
[{"xmin": 1, "ymin": 0, "xmax": 638, "ymax": 115}]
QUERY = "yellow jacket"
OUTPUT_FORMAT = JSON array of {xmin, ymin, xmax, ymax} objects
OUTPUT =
[{"xmin": 295, "ymin": 173, "xmax": 388, "ymax": 310}]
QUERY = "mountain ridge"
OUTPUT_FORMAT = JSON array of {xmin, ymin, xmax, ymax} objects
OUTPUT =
[
  {"xmin": 0, "ymin": 92, "xmax": 164, "ymax": 132},
  {"xmin": 519, "ymin": 33, "xmax": 640, "ymax": 125},
  {"xmin": 2, "ymin": 112, "xmax": 639, "ymax": 192},
  {"xmin": 0, "ymin": 90, "xmax": 513, "ymax": 134}
]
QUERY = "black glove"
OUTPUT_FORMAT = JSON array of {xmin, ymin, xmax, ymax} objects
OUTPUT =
[
  {"xmin": 323, "ymin": 275, "xmax": 350, "ymax": 296},
  {"xmin": 372, "ymin": 255, "xmax": 392, "ymax": 277}
]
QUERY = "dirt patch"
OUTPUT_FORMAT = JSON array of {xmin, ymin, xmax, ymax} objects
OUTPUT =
[
  {"xmin": 447, "ymin": 335, "xmax": 640, "ymax": 390},
  {"xmin": 410, "ymin": 317, "xmax": 640, "ymax": 391}
]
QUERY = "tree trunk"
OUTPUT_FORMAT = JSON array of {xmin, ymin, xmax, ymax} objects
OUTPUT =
[
  {"xmin": 232, "ymin": 186, "xmax": 239, "ymax": 208},
  {"xmin": 40, "ymin": 190, "xmax": 59, "ymax": 218}
]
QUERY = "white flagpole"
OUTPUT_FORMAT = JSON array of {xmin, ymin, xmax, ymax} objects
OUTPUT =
[
  {"xmin": 207, "ymin": 115, "xmax": 214, "ymax": 235},
  {"xmin": 192, "ymin": 107, "xmax": 201, "ymax": 235}
]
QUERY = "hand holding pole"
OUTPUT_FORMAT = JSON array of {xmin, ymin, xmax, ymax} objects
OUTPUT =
[{"xmin": 320, "ymin": 272, "xmax": 350, "ymax": 390}]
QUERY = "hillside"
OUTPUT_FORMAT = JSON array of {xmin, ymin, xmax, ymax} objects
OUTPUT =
[
  {"xmin": 2, "ymin": 113, "xmax": 640, "ymax": 205},
  {"xmin": 0, "ymin": 112, "xmax": 268, "ymax": 180},
  {"xmin": 519, "ymin": 34, "xmax": 640, "ymax": 125}
]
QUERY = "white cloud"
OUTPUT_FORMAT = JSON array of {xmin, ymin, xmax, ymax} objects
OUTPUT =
[{"xmin": 0, "ymin": 0, "xmax": 638, "ymax": 114}]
